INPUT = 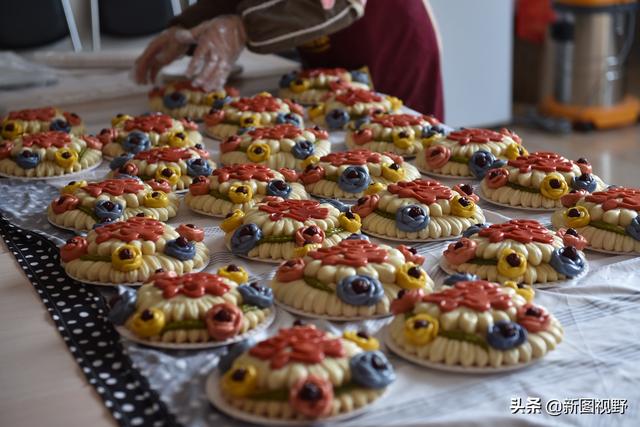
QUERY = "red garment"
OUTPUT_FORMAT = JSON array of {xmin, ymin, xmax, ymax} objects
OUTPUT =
[{"xmin": 297, "ymin": 0, "xmax": 444, "ymax": 120}]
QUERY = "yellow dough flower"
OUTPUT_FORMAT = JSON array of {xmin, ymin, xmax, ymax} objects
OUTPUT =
[
  {"xmin": 246, "ymin": 142, "xmax": 270, "ymax": 162},
  {"xmin": 220, "ymin": 209, "xmax": 244, "ymax": 233},
  {"xmin": 308, "ymin": 103, "xmax": 325, "ymax": 119},
  {"xmin": 111, "ymin": 244, "xmax": 142, "ymax": 272},
  {"xmin": 155, "ymin": 165, "xmax": 181, "ymax": 186},
  {"xmin": 240, "ymin": 114, "xmax": 261, "ymax": 128},
  {"xmin": 450, "ymin": 195, "xmax": 476, "ymax": 218},
  {"xmin": 54, "ymin": 148, "xmax": 79, "ymax": 168},
  {"xmin": 300, "ymin": 155, "xmax": 319, "ymax": 169},
  {"xmin": 256, "ymin": 92, "xmax": 272, "ymax": 98},
  {"xmin": 129, "ymin": 308, "xmax": 165, "ymax": 338},
  {"xmin": 338, "ymin": 212, "xmax": 361, "ymax": 233},
  {"xmin": 228, "ymin": 184, "xmax": 253, "ymax": 204},
  {"xmin": 167, "ymin": 131, "xmax": 190, "ymax": 148},
  {"xmin": 392, "ymin": 129, "xmax": 414, "ymax": 149},
  {"xmin": 504, "ymin": 143, "xmax": 528, "ymax": 160},
  {"xmin": 497, "ymin": 248, "xmax": 527, "ymax": 279},
  {"xmin": 386, "ymin": 95, "xmax": 403, "ymax": 111},
  {"xmin": 221, "ymin": 366, "xmax": 258, "ymax": 398},
  {"xmin": 343, "ymin": 330, "xmax": 380, "ymax": 351},
  {"xmin": 204, "ymin": 91, "xmax": 226, "ymax": 105},
  {"xmin": 293, "ymin": 243, "xmax": 319, "ymax": 258},
  {"xmin": 404, "ymin": 313, "xmax": 439, "ymax": 345},
  {"xmin": 364, "ymin": 182, "xmax": 385, "ymax": 195},
  {"xmin": 396, "ymin": 263, "xmax": 428, "ymax": 290},
  {"xmin": 289, "ymin": 78, "xmax": 311, "ymax": 93},
  {"xmin": 61, "ymin": 180, "xmax": 87, "ymax": 194},
  {"xmin": 540, "ymin": 173, "xmax": 569, "ymax": 200},
  {"xmin": 381, "ymin": 163, "xmax": 405, "ymax": 182},
  {"xmin": 563, "ymin": 206, "xmax": 591, "ymax": 228},
  {"xmin": 503, "ymin": 281, "xmax": 535, "ymax": 303},
  {"xmin": 1, "ymin": 120, "xmax": 23, "ymax": 139},
  {"xmin": 111, "ymin": 114, "xmax": 132, "ymax": 127},
  {"xmin": 143, "ymin": 190, "xmax": 169, "ymax": 208},
  {"xmin": 217, "ymin": 264, "xmax": 249, "ymax": 284}
]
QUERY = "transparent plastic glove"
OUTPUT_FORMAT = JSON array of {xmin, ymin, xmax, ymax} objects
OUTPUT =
[
  {"xmin": 134, "ymin": 26, "xmax": 196, "ymax": 85},
  {"xmin": 186, "ymin": 15, "xmax": 246, "ymax": 91}
]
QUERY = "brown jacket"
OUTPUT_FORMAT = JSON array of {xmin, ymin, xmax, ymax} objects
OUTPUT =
[{"xmin": 172, "ymin": 0, "xmax": 365, "ymax": 54}]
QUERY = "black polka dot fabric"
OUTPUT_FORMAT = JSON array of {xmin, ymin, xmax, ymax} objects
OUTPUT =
[{"xmin": 0, "ymin": 215, "xmax": 181, "ymax": 427}]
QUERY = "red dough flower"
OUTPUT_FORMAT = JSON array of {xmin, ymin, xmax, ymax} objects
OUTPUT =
[
  {"xmin": 98, "ymin": 128, "xmax": 117, "ymax": 145},
  {"xmin": 320, "ymin": 149, "xmax": 382, "ymax": 166},
  {"xmin": 556, "ymin": 228, "xmax": 588, "ymax": 250},
  {"xmin": 119, "ymin": 162, "xmax": 139, "ymax": 176},
  {"xmin": 447, "ymin": 128, "xmax": 504, "ymax": 145},
  {"xmin": 246, "ymin": 124, "xmax": 302, "ymax": 141},
  {"xmin": 295, "ymin": 225, "xmax": 325, "ymax": 246},
  {"xmin": 82, "ymin": 135, "xmax": 103, "ymax": 150},
  {"xmin": 352, "ymin": 128, "xmax": 373, "ymax": 145},
  {"xmin": 561, "ymin": 190, "xmax": 587, "ymax": 208},
  {"xmin": 249, "ymin": 325, "xmax": 344, "ymax": 369},
  {"xmin": 220, "ymin": 135, "xmax": 241, "ymax": 153},
  {"xmin": 212, "ymin": 163, "xmax": 274, "ymax": 183},
  {"xmin": 205, "ymin": 303, "xmax": 243, "ymax": 340},
  {"xmin": 177, "ymin": 224, "xmax": 205, "ymax": 242},
  {"xmin": 299, "ymin": 165, "xmax": 325, "ymax": 185},
  {"xmin": 478, "ymin": 220, "xmax": 554, "ymax": 244},
  {"xmin": 351, "ymin": 194, "xmax": 379, "ymax": 218},
  {"xmin": 391, "ymin": 288, "xmax": 425, "ymax": 314},
  {"xmin": 63, "ymin": 111, "xmax": 82, "ymax": 126},
  {"xmin": 146, "ymin": 178, "xmax": 172, "ymax": 193},
  {"xmin": 189, "ymin": 176, "xmax": 210, "ymax": 196},
  {"xmin": 276, "ymin": 259, "xmax": 306, "ymax": 282},
  {"xmin": 179, "ymin": 117, "xmax": 198, "ymax": 130},
  {"xmin": 278, "ymin": 167, "xmax": 298, "ymax": 182},
  {"xmin": 444, "ymin": 238, "xmax": 477, "ymax": 265},
  {"xmin": 21, "ymin": 131, "xmax": 71, "ymax": 148},
  {"xmin": 508, "ymin": 152, "xmax": 574, "ymax": 173},
  {"xmin": 231, "ymin": 95, "xmax": 283, "ymax": 112},
  {"xmin": 423, "ymin": 280, "xmax": 513, "ymax": 312},
  {"xmin": 51, "ymin": 194, "xmax": 80, "ymax": 214},
  {"xmin": 397, "ymin": 245, "xmax": 425, "ymax": 265},
  {"xmin": 452, "ymin": 184, "xmax": 479, "ymax": 203},
  {"xmin": 334, "ymin": 88, "xmax": 382, "ymax": 106},
  {"xmin": 60, "ymin": 236, "xmax": 88, "ymax": 262},
  {"xmin": 372, "ymin": 113, "xmax": 425, "ymax": 127},
  {"xmin": 0, "ymin": 141, "xmax": 14, "ymax": 159},
  {"xmin": 585, "ymin": 187, "xmax": 640, "ymax": 212},
  {"xmin": 94, "ymin": 217, "xmax": 165, "ymax": 243},
  {"xmin": 258, "ymin": 199, "xmax": 329, "ymax": 222},
  {"xmin": 82, "ymin": 179, "xmax": 144, "ymax": 197},
  {"xmin": 8, "ymin": 107, "xmax": 56, "ymax": 121},
  {"xmin": 517, "ymin": 303, "xmax": 551, "ymax": 333},
  {"xmin": 425, "ymin": 145, "xmax": 451, "ymax": 169},
  {"xmin": 289, "ymin": 376, "xmax": 334, "ymax": 418},
  {"xmin": 204, "ymin": 109, "xmax": 226, "ymax": 126},
  {"xmin": 154, "ymin": 273, "xmax": 229, "ymax": 299},
  {"xmin": 387, "ymin": 179, "xmax": 452, "ymax": 205},
  {"xmin": 283, "ymin": 99, "xmax": 304, "ymax": 116},
  {"xmin": 485, "ymin": 167, "xmax": 509, "ymax": 189},
  {"xmin": 307, "ymin": 239, "xmax": 388, "ymax": 267},
  {"xmin": 123, "ymin": 114, "xmax": 173, "ymax": 133},
  {"xmin": 134, "ymin": 147, "xmax": 200, "ymax": 163}
]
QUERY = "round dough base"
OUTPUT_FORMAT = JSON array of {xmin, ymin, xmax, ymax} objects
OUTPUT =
[
  {"xmin": 65, "ymin": 263, "xmax": 208, "ymax": 287},
  {"xmin": 0, "ymin": 160, "xmax": 102, "ymax": 181},
  {"xmin": 274, "ymin": 300, "xmax": 392, "ymax": 322}
]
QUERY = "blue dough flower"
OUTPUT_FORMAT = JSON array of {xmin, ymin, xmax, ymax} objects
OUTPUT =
[
  {"xmin": 396, "ymin": 205, "xmax": 430, "ymax": 232},
  {"xmin": 319, "ymin": 198, "xmax": 349, "ymax": 213},
  {"xmin": 571, "ymin": 173, "xmax": 598, "ymax": 192},
  {"xmin": 291, "ymin": 140, "xmax": 315, "ymax": 160},
  {"xmin": 279, "ymin": 71, "xmax": 298, "ymax": 89},
  {"xmin": 122, "ymin": 130, "xmax": 151, "ymax": 154},
  {"xmin": 336, "ymin": 275, "xmax": 384, "ymax": 306},
  {"xmin": 338, "ymin": 166, "xmax": 371, "ymax": 193},
  {"xmin": 549, "ymin": 246, "xmax": 586, "ymax": 277},
  {"xmin": 165, "ymin": 237, "xmax": 196, "ymax": 260},
  {"xmin": 349, "ymin": 351, "xmax": 396, "ymax": 389},
  {"xmin": 163, "ymin": 92, "xmax": 187, "ymax": 109},
  {"xmin": 486, "ymin": 320, "xmax": 527, "ymax": 350},
  {"xmin": 213, "ymin": 96, "xmax": 232, "ymax": 110},
  {"xmin": 109, "ymin": 153, "xmax": 134, "ymax": 170},
  {"xmin": 94, "ymin": 200, "xmax": 124, "ymax": 221},
  {"xmin": 15, "ymin": 150, "xmax": 40, "ymax": 169},
  {"xmin": 276, "ymin": 112, "xmax": 302, "ymax": 127},
  {"xmin": 346, "ymin": 233, "xmax": 369, "ymax": 241},
  {"xmin": 353, "ymin": 116, "xmax": 371, "ymax": 130},
  {"xmin": 325, "ymin": 109, "xmax": 350, "ymax": 129},
  {"xmin": 49, "ymin": 118, "xmax": 71, "ymax": 133},
  {"xmin": 443, "ymin": 273, "xmax": 480, "ymax": 286},
  {"xmin": 237, "ymin": 126, "xmax": 256, "ymax": 135},
  {"xmin": 462, "ymin": 223, "xmax": 488, "ymax": 238},
  {"xmin": 350, "ymin": 70, "xmax": 370, "ymax": 85},
  {"xmin": 108, "ymin": 285, "xmax": 137, "ymax": 325},
  {"xmin": 266, "ymin": 180, "xmax": 291, "ymax": 198},
  {"xmin": 186, "ymin": 158, "xmax": 212, "ymax": 177},
  {"xmin": 237, "ymin": 282, "xmax": 274, "ymax": 309},
  {"xmin": 218, "ymin": 338, "xmax": 255, "ymax": 373},
  {"xmin": 230, "ymin": 223, "xmax": 262, "ymax": 255},
  {"xmin": 626, "ymin": 216, "xmax": 640, "ymax": 241},
  {"xmin": 468, "ymin": 150, "xmax": 499, "ymax": 179}
]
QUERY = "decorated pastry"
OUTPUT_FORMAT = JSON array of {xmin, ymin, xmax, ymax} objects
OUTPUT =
[
  {"xmin": 271, "ymin": 239, "xmax": 433, "ymax": 318},
  {"xmin": 217, "ymin": 324, "xmax": 394, "ymax": 420},
  {"xmin": 223, "ymin": 198, "xmax": 356, "ymax": 261},
  {"xmin": 110, "ymin": 270, "xmax": 273, "ymax": 344},
  {"xmin": 443, "ymin": 219, "xmax": 588, "ymax": 284},
  {"xmin": 60, "ymin": 217, "xmax": 209, "ymax": 284},
  {"xmin": 309, "ymin": 88, "xmax": 402, "ymax": 130},
  {"xmin": 47, "ymin": 178, "xmax": 179, "ymax": 231},
  {"xmin": 346, "ymin": 113, "xmax": 444, "ymax": 157},
  {"xmin": 148, "ymin": 80, "xmax": 240, "ymax": 119},
  {"xmin": 0, "ymin": 131, "xmax": 102, "ymax": 178},
  {"xmin": 1, "ymin": 107, "xmax": 84, "ymax": 139},
  {"xmin": 387, "ymin": 278, "xmax": 563, "ymax": 369},
  {"xmin": 353, "ymin": 178, "xmax": 485, "ymax": 241},
  {"xmin": 299, "ymin": 149, "xmax": 420, "ymax": 200},
  {"xmin": 107, "ymin": 146, "xmax": 215, "ymax": 191},
  {"xmin": 480, "ymin": 152, "xmax": 606, "ymax": 209},
  {"xmin": 416, "ymin": 128, "xmax": 525, "ymax": 178},
  {"xmin": 551, "ymin": 186, "xmax": 640, "ymax": 253},
  {"xmin": 185, "ymin": 163, "xmax": 308, "ymax": 217},
  {"xmin": 219, "ymin": 124, "xmax": 331, "ymax": 171},
  {"xmin": 203, "ymin": 93, "xmax": 304, "ymax": 139},
  {"xmin": 98, "ymin": 112, "xmax": 202, "ymax": 158},
  {"xmin": 278, "ymin": 67, "xmax": 370, "ymax": 104}
]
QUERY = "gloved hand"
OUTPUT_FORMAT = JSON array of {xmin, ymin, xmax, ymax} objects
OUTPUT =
[
  {"xmin": 134, "ymin": 26, "xmax": 195, "ymax": 85},
  {"xmin": 186, "ymin": 15, "xmax": 246, "ymax": 91}
]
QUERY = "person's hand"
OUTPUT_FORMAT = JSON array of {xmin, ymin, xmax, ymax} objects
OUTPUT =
[
  {"xmin": 134, "ymin": 26, "xmax": 196, "ymax": 85},
  {"xmin": 186, "ymin": 15, "xmax": 246, "ymax": 91}
]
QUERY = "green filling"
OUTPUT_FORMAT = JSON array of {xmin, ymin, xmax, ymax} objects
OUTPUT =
[
  {"xmin": 374, "ymin": 208, "xmax": 396, "ymax": 220},
  {"xmin": 506, "ymin": 182, "xmax": 540, "ymax": 194},
  {"xmin": 438, "ymin": 329, "xmax": 489, "ymax": 351},
  {"xmin": 325, "ymin": 175, "xmax": 338, "ymax": 182},
  {"xmin": 250, "ymin": 382, "xmax": 360, "ymax": 401},
  {"xmin": 450, "ymin": 155, "xmax": 469, "ymax": 164},
  {"xmin": 79, "ymin": 254, "xmax": 111, "ymax": 262},
  {"xmin": 209, "ymin": 188, "xmax": 231, "ymax": 201},
  {"xmin": 161, "ymin": 319, "xmax": 204, "ymax": 333},
  {"xmin": 78, "ymin": 146, "xmax": 88, "ymax": 160},
  {"xmin": 590, "ymin": 220, "xmax": 627, "ymax": 236},
  {"xmin": 256, "ymin": 227, "xmax": 345, "ymax": 245},
  {"xmin": 303, "ymin": 276, "xmax": 335, "ymax": 293},
  {"xmin": 241, "ymin": 304, "xmax": 260, "ymax": 313},
  {"xmin": 78, "ymin": 205, "xmax": 99, "ymax": 220},
  {"xmin": 468, "ymin": 257, "xmax": 498, "ymax": 266}
]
